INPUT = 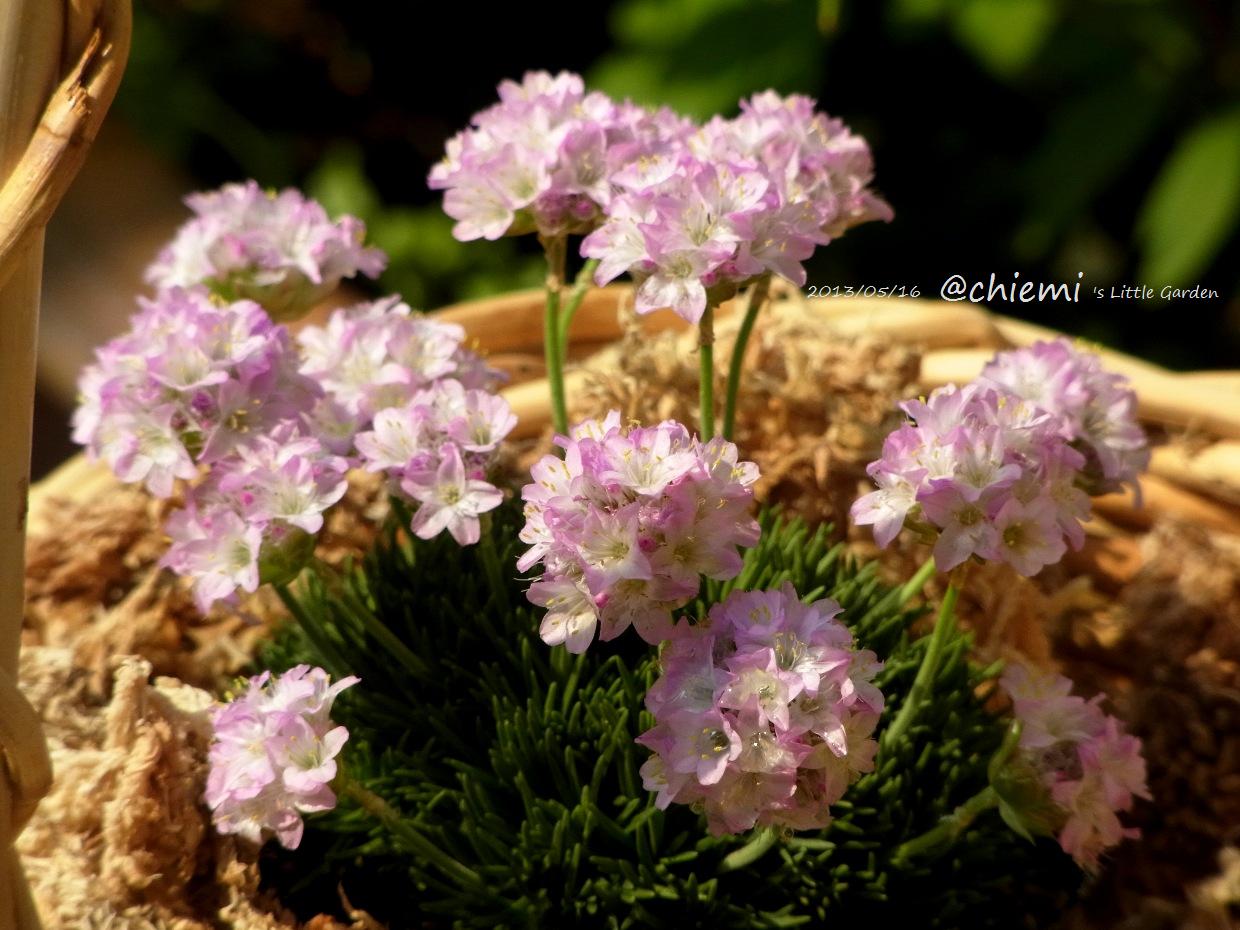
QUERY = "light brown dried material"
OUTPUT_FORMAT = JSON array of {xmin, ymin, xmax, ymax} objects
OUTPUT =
[
  {"xmin": 97, "ymin": 659, "xmax": 208, "ymax": 905},
  {"xmin": 576, "ymin": 296, "xmax": 920, "ymax": 532},
  {"xmin": 23, "ymin": 484, "xmax": 172, "ymax": 639},
  {"xmin": 952, "ymin": 564, "xmax": 1058, "ymax": 666},
  {"xmin": 22, "ymin": 469, "xmax": 388, "ymax": 693},
  {"xmin": 1050, "ymin": 521, "xmax": 1240, "ymax": 905},
  {"xmin": 1184, "ymin": 847, "xmax": 1240, "ymax": 930},
  {"xmin": 16, "ymin": 647, "xmax": 363, "ymax": 930}
]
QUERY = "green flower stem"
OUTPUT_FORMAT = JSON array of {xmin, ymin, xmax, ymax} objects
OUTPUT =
[
  {"xmin": 556, "ymin": 257, "xmax": 600, "ymax": 351},
  {"xmin": 882, "ymin": 579, "xmax": 961, "ymax": 749},
  {"xmin": 340, "ymin": 773, "xmax": 485, "ymax": 890},
  {"xmin": 721, "ymin": 274, "xmax": 771, "ymax": 441},
  {"xmin": 720, "ymin": 826, "xmax": 778, "ymax": 872},
  {"xmin": 987, "ymin": 720, "xmax": 1023, "ymax": 784},
  {"xmin": 476, "ymin": 514, "xmax": 507, "ymax": 606},
  {"xmin": 699, "ymin": 304, "xmax": 717, "ymax": 440},
  {"xmin": 892, "ymin": 785, "xmax": 999, "ymax": 866},
  {"xmin": 540, "ymin": 235, "xmax": 569, "ymax": 436},
  {"xmin": 897, "ymin": 555, "xmax": 937, "ymax": 606}
]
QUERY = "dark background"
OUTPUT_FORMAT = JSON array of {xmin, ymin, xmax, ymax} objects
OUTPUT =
[{"xmin": 34, "ymin": 0, "xmax": 1240, "ymax": 475}]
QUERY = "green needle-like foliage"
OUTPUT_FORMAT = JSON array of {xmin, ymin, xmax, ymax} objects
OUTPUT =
[{"xmin": 259, "ymin": 503, "xmax": 1081, "ymax": 928}]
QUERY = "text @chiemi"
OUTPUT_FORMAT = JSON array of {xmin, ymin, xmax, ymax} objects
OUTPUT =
[
  {"xmin": 805, "ymin": 275, "xmax": 1220, "ymax": 303},
  {"xmin": 936, "ymin": 273, "xmax": 1220, "ymax": 304}
]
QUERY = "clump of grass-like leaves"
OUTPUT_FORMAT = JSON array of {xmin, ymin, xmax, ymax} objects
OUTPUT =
[{"xmin": 259, "ymin": 503, "xmax": 1081, "ymax": 928}]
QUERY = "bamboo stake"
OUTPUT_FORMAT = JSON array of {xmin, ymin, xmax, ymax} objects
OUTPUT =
[
  {"xmin": 0, "ymin": 5, "xmax": 130, "ymax": 293},
  {"xmin": 0, "ymin": 0, "xmax": 64, "ymax": 698},
  {"xmin": 1150, "ymin": 442, "xmax": 1240, "ymax": 506},
  {"xmin": 0, "ymin": 5, "xmax": 64, "ymax": 923},
  {"xmin": 1093, "ymin": 474, "xmax": 1240, "ymax": 536},
  {"xmin": 499, "ymin": 325, "xmax": 1240, "ymax": 445},
  {"xmin": 444, "ymin": 291, "xmax": 1238, "ymax": 422},
  {"xmin": 818, "ymin": 301, "xmax": 1001, "ymax": 348},
  {"xmin": 1181, "ymin": 370, "xmax": 1240, "ymax": 393},
  {"xmin": 504, "ymin": 370, "xmax": 590, "ymax": 439},
  {"xmin": 0, "ymin": 1, "xmax": 129, "ymax": 925},
  {"xmin": 438, "ymin": 284, "xmax": 751, "ymax": 354},
  {"xmin": 437, "ymin": 285, "xmax": 664, "ymax": 351},
  {"xmin": 987, "ymin": 313, "xmax": 1174, "ymax": 380}
]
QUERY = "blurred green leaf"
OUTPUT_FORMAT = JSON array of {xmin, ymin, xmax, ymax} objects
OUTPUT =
[
  {"xmin": 372, "ymin": 211, "xmax": 465, "ymax": 271},
  {"xmin": 305, "ymin": 145, "xmax": 542, "ymax": 308},
  {"xmin": 951, "ymin": 0, "xmax": 1057, "ymax": 78},
  {"xmin": 817, "ymin": 0, "xmax": 841, "ymax": 33},
  {"xmin": 1137, "ymin": 108, "xmax": 1240, "ymax": 286},
  {"xmin": 458, "ymin": 264, "xmax": 545, "ymax": 301},
  {"xmin": 610, "ymin": 0, "xmax": 751, "ymax": 47},
  {"xmin": 888, "ymin": 0, "xmax": 948, "ymax": 26},
  {"xmin": 592, "ymin": 0, "xmax": 822, "ymax": 119},
  {"xmin": 307, "ymin": 145, "xmax": 380, "ymax": 218},
  {"xmin": 1016, "ymin": 73, "xmax": 1166, "ymax": 258},
  {"xmin": 1124, "ymin": 6, "xmax": 1202, "ymax": 76}
]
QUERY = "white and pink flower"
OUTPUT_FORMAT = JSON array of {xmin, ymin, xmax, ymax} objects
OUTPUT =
[
  {"xmin": 851, "ymin": 341, "xmax": 1150, "ymax": 576},
  {"xmin": 518, "ymin": 413, "xmax": 760, "ymax": 653},
  {"xmin": 637, "ymin": 583, "xmax": 883, "ymax": 835},
  {"xmin": 206, "ymin": 666, "xmax": 358, "ymax": 850},
  {"xmin": 147, "ymin": 181, "xmax": 385, "ymax": 321},
  {"xmin": 1000, "ymin": 662, "xmax": 1149, "ymax": 872}
]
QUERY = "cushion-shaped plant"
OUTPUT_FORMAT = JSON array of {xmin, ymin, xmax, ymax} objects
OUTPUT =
[{"xmin": 258, "ymin": 503, "xmax": 1082, "ymax": 928}]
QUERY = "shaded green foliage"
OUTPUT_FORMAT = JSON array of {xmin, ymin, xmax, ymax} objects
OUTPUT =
[
  {"xmin": 259, "ymin": 503, "xmax": 1080, "ymax": 928},
  {"xmin": 590, "ymin": 0, "xmax": 824, "ymax": 120},
  {"xmin": 1136, "ymin": 107, "xmax": 1240, "ymax": 286},
  {"xmin": 123, "ymin": 0, "xmax": 1239, "ymax": 368},
  {"xmin": 305, "ymin": 146, "xmax": 545, "ymax": 311}
]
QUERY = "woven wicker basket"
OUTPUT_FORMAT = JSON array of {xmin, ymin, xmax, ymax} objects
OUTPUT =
[
  {"xmin": 30, "ymin": 283, "xmax": 1240, "ymax": 568},
  {"xmin": 434, "ymin": 285, "xmax": 1240, "ymax": 525},
  {"xmin": 33, "ymin": 286, "xmax": 1240, "ymax": 578}
]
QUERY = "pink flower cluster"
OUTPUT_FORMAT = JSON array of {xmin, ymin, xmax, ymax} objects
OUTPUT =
[
  {"xmin": 428, "ymin": 71, "xmax": 692, "ymax": 241},
  {"xmin": 979, "ymin": 338, "xmax": 1150, "ymax": 496},
  {"xmin": 518, "ymin": 412, "xmax": 760, "ymax": 652},
  {"xmin": 432, "ymin": 74, "xmax": 890, "ymax": 325},
  {"xmin": 585, "ymin": 91, "xmax": 892, "ymax": 323},
  {"xmin": 297, "ymin": 295, "xmax": 504, "ymax": 453},
  {"xmin": 163, "ymin": 428, "xmax": 349, "ymax": 611},
  {"xmin": 851, "ymin": 342, "xmax": 1149, "ymax": 576},
  {"xmin": 851, "ymin": 382, "xmax": 1090, "ymax": 576},
  {"xmin": 693, "ymin": 92, "xmax": 893, "ymax": 240},
  {"xmin": 206, "ymin": 665, "xmax": 358, "ymax": 850},
  {"xmin": 76, "ymin": 193, "xmax": 517, "ymax": 610},
  {"xmin": 147, "ymin": 180, "xmax": 386, "ymax": 321},
  {"xmin": 155, "ymin": 296, "xmax": 507, "ymax": 607},
  {"xmin": 1000, "ymin": 662, "xmax": 1148, "ymax": 872},
  {"xmin": 72, "ymin": 287, "xmax": 319, "ymax": 497},
  {"xmin": 637, "ymin": 584, "xmax": 883, "ymax": 835},
  {"xmin": 356, "ymin": 379, "xmax": 516, "ymax": 545}
]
